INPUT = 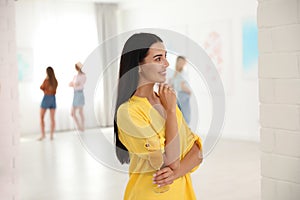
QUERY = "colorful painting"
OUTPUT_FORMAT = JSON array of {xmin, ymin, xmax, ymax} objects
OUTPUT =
[
  {"xmin": 17, "ymin": 48, "xmax": 33, "ymax": 81},
  {"xmin": 187, "ymin": 20, "xmax": 233, "ymax": 94},
  {"xmin": 242, "ymin": 18, "xmax": 258, "ymax": 78}
]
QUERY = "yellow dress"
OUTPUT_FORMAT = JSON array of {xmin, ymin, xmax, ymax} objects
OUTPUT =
[{"xmin": 117, "ymin": 95, "xmax": 202, "ymax": 200}]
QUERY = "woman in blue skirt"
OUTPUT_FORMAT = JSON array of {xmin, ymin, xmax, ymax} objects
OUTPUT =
[
  {"xmin": 39, "ymin": 66, "xmax": 58, "ymax": 140},
  {"xmin": 69, "ymin": 62, "xmax": 86, "ymax": 131}
]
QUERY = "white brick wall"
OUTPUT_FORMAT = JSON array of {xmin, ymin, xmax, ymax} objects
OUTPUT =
[
  {"xmin": 258, "ymin": 29, "xmax": 273, "ymax": 52},
  {"xmin": 261, "ymin": 153, "xmax": 300, "ymax": 183},
  {"xmin": 258, "ymin": 0, "xmax": 298, "ymax": 27},
  {"xmin": 262, "ymin": 177, "xmax": 300, "ymax": 200},
  {"xmin": 258, "ymin": 54, "xmax": 299, "ymax": 78},
  {"xmin": 260, "ymin": 104, "xmax": 300, "ymax": 130},
  {"xmin": 258, "ymin": 0, "xmax": 300, "ymax": 199},
  {"xmin": 272, "ymin": 25, "xmax": 300, "ymax": 52},
  {"xmin": 275, "ymin": 79, "xmax": 300, "ymax": 104},
  {"xmin": 261, "ymin": 128, "xmax": 300, "ymax": 157},
  {"xmin": 260, "ymin": 128, "xmax": 275, "ymax": 152},
  {"xmin": 275, "ymin": 130, "xmax": 300, "ymax": 157},
  {"xmin": 0, "ymin": 0, "xmax": 19, "ymax": 200}
]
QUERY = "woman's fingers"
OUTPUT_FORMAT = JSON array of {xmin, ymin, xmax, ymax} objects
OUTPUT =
[
  {"xmin": 163, "ymin": 84, "xmax": 170, "ymax": 92},
  {"xmin": 159, "ymin": 83, "xmax": 164, "ymax": 95},
  {"xmin": 155, "ymin": 166, "xmax": 170, "ymax": 176},
  {"xmin": 159, "ymin": 83, "xmax": 170, "ymax": 94},
  {"xmin": 153, "ymin": 173, "xmax": 174, "ymax": 187},
  {"xmin": 153, "ymin": 166, "xmax": 175, "ymax": 186},
  {"xmin": 158, "ymin": 83, "xmax": 177, "ymax": 113},
  {"xmin": 158, "ymin": 83, "xmax": 175, "ymax": 95}
]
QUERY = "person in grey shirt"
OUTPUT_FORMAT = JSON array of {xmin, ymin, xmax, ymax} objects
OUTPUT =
[{"xmin": 169, "ymin": 56, "xmax": 191, "ymax": 124}]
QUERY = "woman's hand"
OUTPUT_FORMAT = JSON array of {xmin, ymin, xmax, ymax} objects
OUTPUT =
[
  {"xmin": 158, "ymin": 83, "xmax": 177, "ymax": 113},
  {"xmin": 153, "ymin": 142, "xmax": 203, "ymax": 187},
  {"xmin": 152, "ymin": 166, "xmax": 177, "ymax": 187},
  {"xmin": 159, "ymin": 83, "xmax": 180, "ymax": 170}
]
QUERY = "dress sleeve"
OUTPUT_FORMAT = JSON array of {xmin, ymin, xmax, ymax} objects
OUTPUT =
[
  {"xmin": 189, "ymin": 133, "xmax": 202, "ymax": 173},
  {"xmin": 176, "ymin": 112, "xmax": 202, "ymax": 173},
  {"xmin": 117, "ymin": 103, "xmax": 164, "ymax": 173}
]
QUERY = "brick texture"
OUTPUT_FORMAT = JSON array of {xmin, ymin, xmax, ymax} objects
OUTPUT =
[
  {"xmin": 258, "ymin": 0, "xmax": 300, "ymax": 199},
  {"xmin": 0, "ymin": 0, "xmax": 19, "ymax": 200}
]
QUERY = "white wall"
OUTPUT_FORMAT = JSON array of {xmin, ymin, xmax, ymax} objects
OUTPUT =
[
  {"xmin": 0, "ymin": 0, "xmax": 19, "ymax": 199},
  {"xmin": 118, "ymin": 0, "xmax": 259, "ymax": 141},
  {"xmin": 16, "ymin": 0, "xmax": 259, "ymax": 141},
  {"xmin": 258, "ymin": 0, "xmax": 300, "ymax": 199},
  {"xmin": 16, "ymin": 0, "xmax": 99, "ymax": 135}
]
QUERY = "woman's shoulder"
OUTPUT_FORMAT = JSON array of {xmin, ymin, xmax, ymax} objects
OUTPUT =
[
  {"xmin": 117, "ymin": 101, "xmax": 129, "ymax": 112},
  {"xmin": 117, "ymin": 97, "xmax": 149, "ymax": 117},
  {"xmin": 117, "ymin": 101, "xmax": 143, "ymax": 126},
  {"xmin": 118, "ymin": 98, "xmax": 141, "ymax": 112}
]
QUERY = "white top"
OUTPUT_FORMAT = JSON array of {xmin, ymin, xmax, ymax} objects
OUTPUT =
[{"xmin": 71, "ymin": 73, "xmax": 86, "ymax": 91}]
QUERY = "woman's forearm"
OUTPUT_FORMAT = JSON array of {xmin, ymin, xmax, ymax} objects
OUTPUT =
[
  {"xmin": 153, "ymin": 141, "xmax": 202, "ymax": 187},
  {"xmin": 164, "ymin": 110, "xmax": 180, "ymax": 170},
  {"xmin": 173, "ymin": 142, "xmax": 202, "ymax": 179}
]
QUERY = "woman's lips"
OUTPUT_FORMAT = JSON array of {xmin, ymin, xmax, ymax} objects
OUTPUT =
[{"xmin": 160, "ymin": 71, "xmax": 167, "ymax": 76}]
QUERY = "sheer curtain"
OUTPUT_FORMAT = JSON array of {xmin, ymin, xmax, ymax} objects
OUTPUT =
[
  {"xmin": 16, "ymin": 0, "xmax": 100, "ymax": 135},
  {"xmin": 93, "ymin": 3, "xmax": 119, "ymax": 127},
  {"xmin": 17, "ymin": 1, "xmax": 119, "ymax": 135}
]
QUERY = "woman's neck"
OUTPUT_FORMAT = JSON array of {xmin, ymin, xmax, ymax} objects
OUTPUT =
[{"xmin": 134, "ymin": 83, "xmax": 158, "ymax": 102}]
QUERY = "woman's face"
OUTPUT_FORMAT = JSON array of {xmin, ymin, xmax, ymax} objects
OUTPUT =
[
  {"xmin": 139, "ymin": 42, "xmax": 169, "ymax": 83},
  {"xmin": 176, "ymin": 58, "xmax": 186, "ymax": 72}
]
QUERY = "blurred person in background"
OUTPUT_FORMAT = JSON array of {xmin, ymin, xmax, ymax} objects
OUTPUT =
[
  {"xmin": 169, "ymin": 56, "xmax": 191, "ymax": 125},
  {"xmin": 69, "ymin": 62, "xmax": 86, "ymax": 132},
  {"xmin": 39, "ymin": 66, "xmax": 58, "ymax": 140}
]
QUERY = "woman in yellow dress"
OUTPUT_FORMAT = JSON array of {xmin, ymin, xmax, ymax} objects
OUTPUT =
[{"xmin": 114, "ymin": 33, "xmax": 203, "ymax": 200}]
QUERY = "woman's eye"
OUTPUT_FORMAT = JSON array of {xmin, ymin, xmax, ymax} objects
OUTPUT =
[{"xmin": 155, "ymin": 57, "xmax": 161, "ymax": 61}]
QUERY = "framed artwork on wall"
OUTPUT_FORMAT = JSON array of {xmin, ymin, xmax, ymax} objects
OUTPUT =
[
  {"xmin": 187, "ymin": 20, "xmax": 233, "ymax": 95},
  {"xmin": 17, "ymin": 48, "xmax": 33, "ymax": 82},
  {"xmin": 242, "ymin": 18, "xmax": 258, "ymax": 79}
]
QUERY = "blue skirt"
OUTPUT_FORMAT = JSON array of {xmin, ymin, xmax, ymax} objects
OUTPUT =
[
  {"xmin": 41, "ymin": 95, "xmax": 56, "ymax": 109},
  {"xmin": 73, "ymin": 90, "xmax": 85, "ymax": 107},
  {"xmin": 177, "ymin": 91, "xmax": 191, "ymax": 124}
]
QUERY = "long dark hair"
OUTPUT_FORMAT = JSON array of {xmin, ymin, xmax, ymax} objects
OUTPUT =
[
  {"xmin": 46, "ymin": 66, "xmax": 58, "ymax": 89},
  {"xmin": 114, "ymin": 33, "xmax": 163, "ymax": 164}
]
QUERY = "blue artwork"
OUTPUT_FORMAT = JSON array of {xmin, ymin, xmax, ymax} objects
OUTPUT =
[
  {"xmin": 17, "ymin": 49, "xmax": 33, "ymax": 81},
  {"xmin": 242, "ymin": 19, "xmax": 258, "ymax": 73}
]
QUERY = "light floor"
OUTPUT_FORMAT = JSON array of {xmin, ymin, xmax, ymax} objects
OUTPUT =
[{"xmin": 20, "ymin": 128, "xmax": 260, "ymax": 200}]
